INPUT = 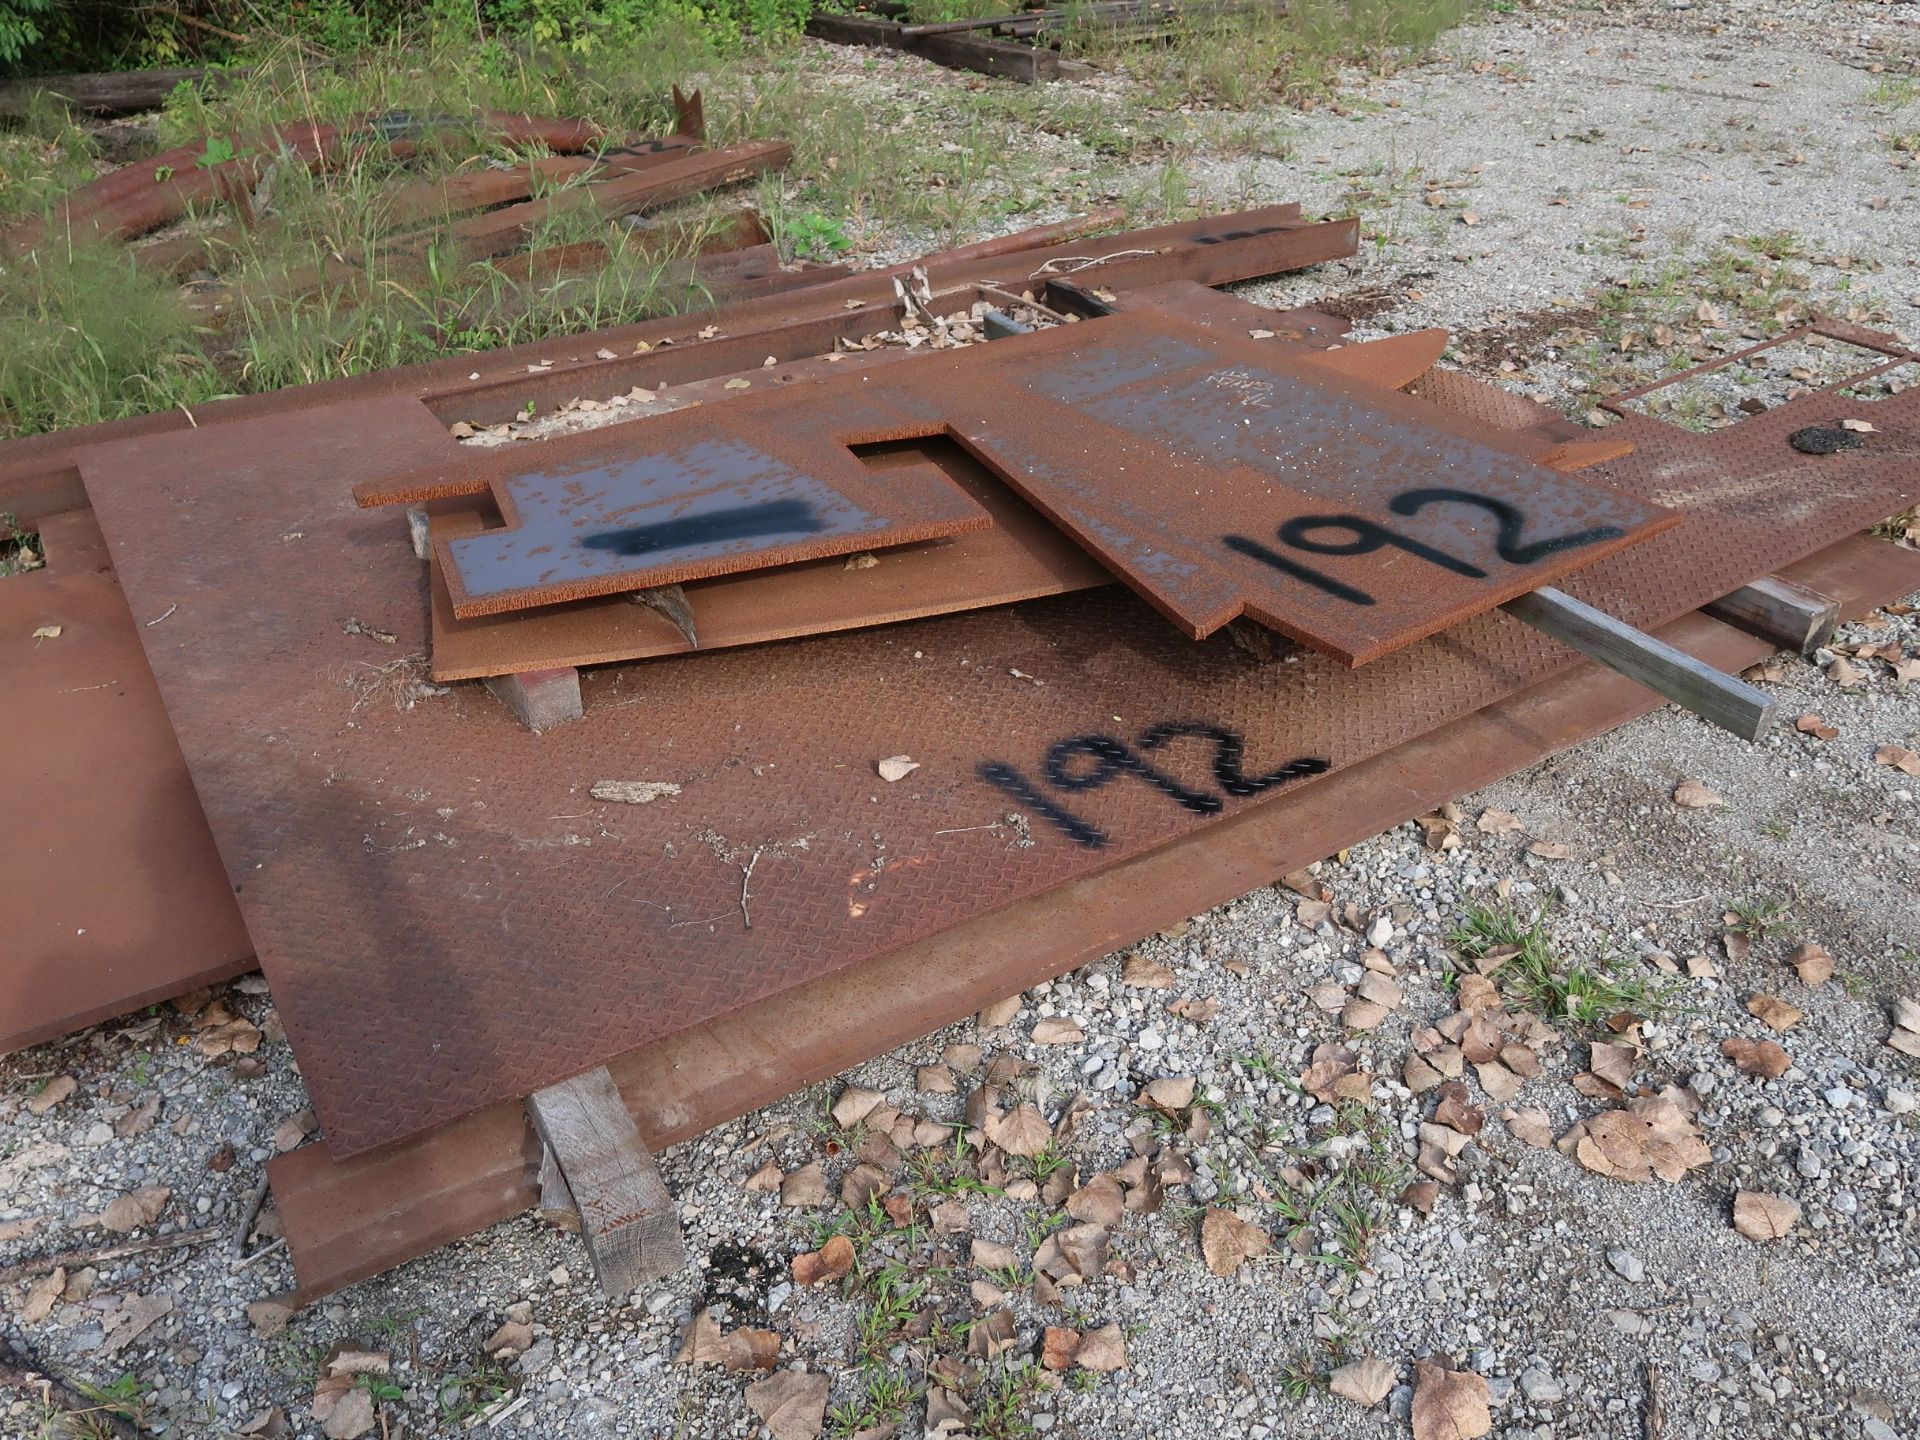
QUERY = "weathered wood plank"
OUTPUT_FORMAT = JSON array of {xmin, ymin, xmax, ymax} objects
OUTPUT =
[
  {"xmin": 1502, "ymin": 586, "xmax": 1778, "ymax": 741},
  {"xmin": 1703, "ymin": 574, "xmax": 1840, "ymax": 655},
  {"xmin": 526, "ymin": 1068, "xmax": 684, "ymax": 1294},
  {"xmin": 0, "ymin": 67, "xmax": 242, "ymax": 118}
]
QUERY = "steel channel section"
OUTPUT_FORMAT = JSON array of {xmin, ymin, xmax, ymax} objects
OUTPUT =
[
  {"xmin": 70, "ymin": 347, "xmax": 1920, "ymax": 1158},
  {"xmin": 265, "ymin": 528, "xmax": 1920, "ymax": 1301}
]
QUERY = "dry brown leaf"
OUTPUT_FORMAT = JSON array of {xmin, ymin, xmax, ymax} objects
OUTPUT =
[
  {"xmin": 1528, "ymin": 840, "xmax": 1575, "ymax": 861},
  {"xmin": 98, "ymin": 1292, "xmax": 173, "ymax": 1357},
  {"xmin": 1567, "ymin": 1092, "xmax": 1710, "ymax": 1184},
  {"xmin": 1329, "ymin": 1355, "xmax": 1396, "ymax": 1407},
  {"xmin": 1474, "ymin": 1060, "xmax": 1523, "ymax": 1103},
  {"xmin": 1121, "ymin": 953, "xmax": 1175, "ymax": 988},
  {"xmin": 985, "ymin": 1104, "xmax": 1051, "ymax": 1158},
  {"xmin": 971, "ymin": 1237, "xmax": 1017, "ymax": 1272},
  {"xmin": 977, "ymin": 995, "xmax": 1022, "ymax": 1028},
  {"xmin": 20, "ymin": 1267, "xmax": 63, "ymax": 1324},
  {"xmin": 743, "ymin": 1161, "xmax": 783, "ymax": 1194},
  {"xmin": 1672, "ymin": 778, "xmax": 1725, "ymax": 810},
  {"xmin": 96, "ymin": 1185, "xmax": 169, "ymax": 1234},
  {"xmin": 114, "ymin": 1094, "xmax": 160, "ymax": 1139},
  {"xmin": 195, "ymin": 1017, "xmax": 262, "ymax": 1057},
  {"xmin": 1747, "ymin": 994, "xmax": 1804, "ymax": 1032},
  {"xmin": 1066, "ymin": 1174, "xmax": 1125, "ymax": 1228},
  {"xmin": 1829, "ymin": 656, "xmax": 1865, "ymax": 688},
  {"xmin": 1588, "ymin": 1040, "xmax": 1637, "ymax": 1089},
  {"xmin": 1200, "ymin": 1207, "xmax": 1269, "ymax": 1276},
  {"xmin": 1412, "ymin": 1360, "xmax": 1492, "ymax": 1440},
  {"xmin": 1031, "ymin": 1018, "xmax": 1085, "ymax": 1045},
  {"xmin": 968, "ymin": 1308, "xmax": 1017, "ymax": 1360},
  {"xmin": 1142, "ymin": 1076, "xmax": 1196, "ymax": 1113},
  {"xmin": 745, "ymin": 1370, "xmax": 829, "ymax": 1440},
  {"xmin": 1788, "ymin": 942, "xmax": 1834, "ymax": 986},
  {"xmin": 876, "ymin": 754, "xmax": 919, "ymax": 782},
  {"xmin": 1040, "ymin": 1326, "xmax": 1080, "ymax": 1371},
  {"xmin": 1794, "ymin": 713, "xmax": 1838, "ymax": 740},
  {"xmin": 1167, "ymin": 995, "xmax": 1222, "ymax": 1024},
  {"xmin": 1874, "ymin": 744, "xmax": 1920, "ymax": 776},
  {"xmin": 840, "ymin": 1163, "xmax": 887, "ymax": 1209},
  {"xmin": 1476, "ymin": 808, "xmax": 1522, "ymax": 833},
  {"xmin": 1501, "ymin": 1107, "xmax": 1553, "ymax": 1148},
  {"xmin": 272, "ymin": 1107, "xmax": 316, "ymax": 1153},
  {"xmin": 831, "ymin": 1086, "xmax": 885, "ymax": 1128},
  {"xmin": 25, "ymin": 1076, "xmax": 75, "ymax": 1115},
  {"xmin": 246, "ymin": 1299, "xmax": 293, "ymax": 1337},
  {"xmin": 1732, "ymin": 1190, "xmax": 1799, "ymax": 1242},
  {"xmin": 1720, "ymin": 1036, "xmax": 1791, "ymax": 1078},
  {"xmin": 1343, "ymin": 998, "xmax": 1391, "ymax": 1031},
  {"xmin": 780, "ymin": 1162, "xmax": 829, "ymax": 1208},
  {"xmin": 791, "ymin": 1234, "xmax": 854, "ymax": 1286},
  {"xmin": 484, "ymin": 1321, "xmax": 534, "ymax": 1358},
  {"xmin": 1074, "ymin": 1323, "xmax": 1127, "ymax": 1372}
]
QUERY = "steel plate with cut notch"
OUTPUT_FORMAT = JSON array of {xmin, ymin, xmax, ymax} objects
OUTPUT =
[
  {"xmin": 74, "ymin": 352, "xmax": 1920, "ymax": 1157},
  {"xmin": 389, "ymin": 306, "xmax": 1675, "ymax": 659}
]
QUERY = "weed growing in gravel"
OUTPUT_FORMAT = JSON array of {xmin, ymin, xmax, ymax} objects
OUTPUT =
[
  {"xmin": 1448, "ymin": 901, "xmax": 1682, "ymax": 1027},
  {"xmin": 828, "ymin": 1366, "xmax": 918, "ymax": 1437},
  {"xmin": 1725, "ymin": 893, "xmax": 1791, "ymax": 941},
  {"xmin": 0, "ymin": 510, "xmax": 43, "ymax": 577}
]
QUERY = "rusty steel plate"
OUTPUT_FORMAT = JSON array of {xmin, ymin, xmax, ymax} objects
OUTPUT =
[
  {"xmin": 266, "ymin": 530, "xmax": 1920, "ymax": 1301},
  {"xmin": 76, "ymin": 355, "xmax": 1920, "ymax": 1157},
  {"xmin": 0, "ymin": 510, "xmax": 253, "ymax": 1053},
  {"xmin": 428, "ymin": 438, "xmax": 1111, "ymax": 677},
  {"xmin": 390, "ymin": 307, "xmax": 1674, "ymax": 655}
]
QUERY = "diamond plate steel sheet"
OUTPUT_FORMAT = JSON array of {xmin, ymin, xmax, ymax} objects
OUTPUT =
[{"xmin": 76, "ymin": 350, "xmax": 1920, "ymax": 1157}]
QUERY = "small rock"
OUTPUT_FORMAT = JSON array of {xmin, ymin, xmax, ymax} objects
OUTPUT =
[
  {"xmin": 1607, "ymin": 1248, "xmax": 1645, "ymax": 1283},
  {"xmin": 1518, "ymin": 1368, "xmax": 1564, "ymax": 1404}
]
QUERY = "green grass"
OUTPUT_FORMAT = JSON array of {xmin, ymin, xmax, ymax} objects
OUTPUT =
[
  {"xmin": 1724, "ymin": 893, "xmax": 1791, "ymax": 940},
  {"xmin": 1448, "ymin": 901, "xmax": 1682, "ymax": 1027}
]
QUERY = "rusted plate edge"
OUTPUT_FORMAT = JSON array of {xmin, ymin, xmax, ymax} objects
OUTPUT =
[
  {"xmin": 266, "ymin": 532, "xmax": 1920, "ymax": 1302},
  {"xmin": 1601, "ymin": 319, "xmax": 1920, "ymax": 412}
]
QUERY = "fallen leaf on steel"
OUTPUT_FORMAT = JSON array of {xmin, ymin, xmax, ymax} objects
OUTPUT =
[
  {"xmin": 876, "ymin": 755, "xmax": 920, "ymax": 782},
  {"xmin": 1788, "ymin": 942, "xmax": 1834, "ymax": 986},
  {"xmin": 1031, "ymin": 1017, "xmax": 1084, "ymax": 1045},
  {"xmin": 1412, "ymin": 1360, "xmax": 1492, "ymax": 1440},
  {"xmin": 1874, "ymin": 744, "xmax": 1920, "ymax": 777},
  {"xmin": 1721, "ymin": 1036, "xmax": 1791, "ymax": 1078},
  {"xmin": 1476, "ymin": 808, "xmax": 1522, "ymax": 833},
  {"xmin": 1329, "ymin": 1355, "xmax": 1396, "ymax": 1407},
  {"xmin": 1200, "ymin": 1207, "xmax": 1269, "ymax": 1276},
  {"xmin": 745, "ymin": 1370, "xmax": 829, "ymax": 1440},
  {"xmin": 1747, "ymin": 994, "xmax": 1803, "ymax": 1032},
  {"xmin": 31, "ymin": 624, "xmax": 60, "ymax": 641},
  {"xmin": 1732, "ymin": 1190, "xmax": 1799, "ymax": 1241},
  {"xmin": 1794, "ymin": 714, "xmax": 1838, "ymax": 740},
  {"xmin": 1840, "ymin": 418, "xmax": 1877, "ymax": 433},
  {"xmin": 791, "ymin": 1234, "xmax": 854, "ymax": 1286},
  {"xmin": 1527, "ymin": 840, "xmax": 1574, "ymax": 861},
  {"xmin": 590, "ymin": 779, "xmax": 681, "ymax": 804},
  {"xmin": 985, "ymin": 1104, "xmax": 1051, "ymax": 1158},
  {"xmin": 1672, "ymin": 778, "xmax": 1724, "ymax": 810}
]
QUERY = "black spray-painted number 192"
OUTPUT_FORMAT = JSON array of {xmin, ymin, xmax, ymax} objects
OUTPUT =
[{"xmin": 978, "ymin": 721, "xmax": 1329, "ymax": 849}]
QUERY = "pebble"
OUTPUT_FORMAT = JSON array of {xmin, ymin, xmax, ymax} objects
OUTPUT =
[
  {"xmin": 1607, "ymin": 1249, "xmax": 1645, "ymax": 1284},
  {"xmin": 1519, "ymin": 1369, "xmax": 1565, "ymax": 1404}
]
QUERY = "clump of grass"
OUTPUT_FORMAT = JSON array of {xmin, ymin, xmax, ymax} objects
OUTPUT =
[
  {"xmin": 1724, "ymin": 893, "xmax": 1790, "ymax": 940},
  {"xmin": 1066, "ymin": 0, "xmax": 1472, "ymax": 109},
  {"xmin": 1448, "ymin": 901, "xmax": 1682, "ymax": 1027}
]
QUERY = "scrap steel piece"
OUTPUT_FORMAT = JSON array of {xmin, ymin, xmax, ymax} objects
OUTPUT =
[
  {"xmin": 389, "ymin": 306, "xmax": 1673, "ymax": 655},
  {"xmin": 70, "ymin": 336, "xmax": 1920, "ymax": 1158}
]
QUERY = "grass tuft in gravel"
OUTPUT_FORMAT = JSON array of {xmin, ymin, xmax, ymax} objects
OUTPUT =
[{"xmin": 1448, "ymin": 900, "xmax": 1683, "ymax": 1027}]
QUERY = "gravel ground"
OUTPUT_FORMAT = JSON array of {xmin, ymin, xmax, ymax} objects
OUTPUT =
[{"xmin": 5, "ymin": 3, "xmax": 1920, "ymax": 1438}]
